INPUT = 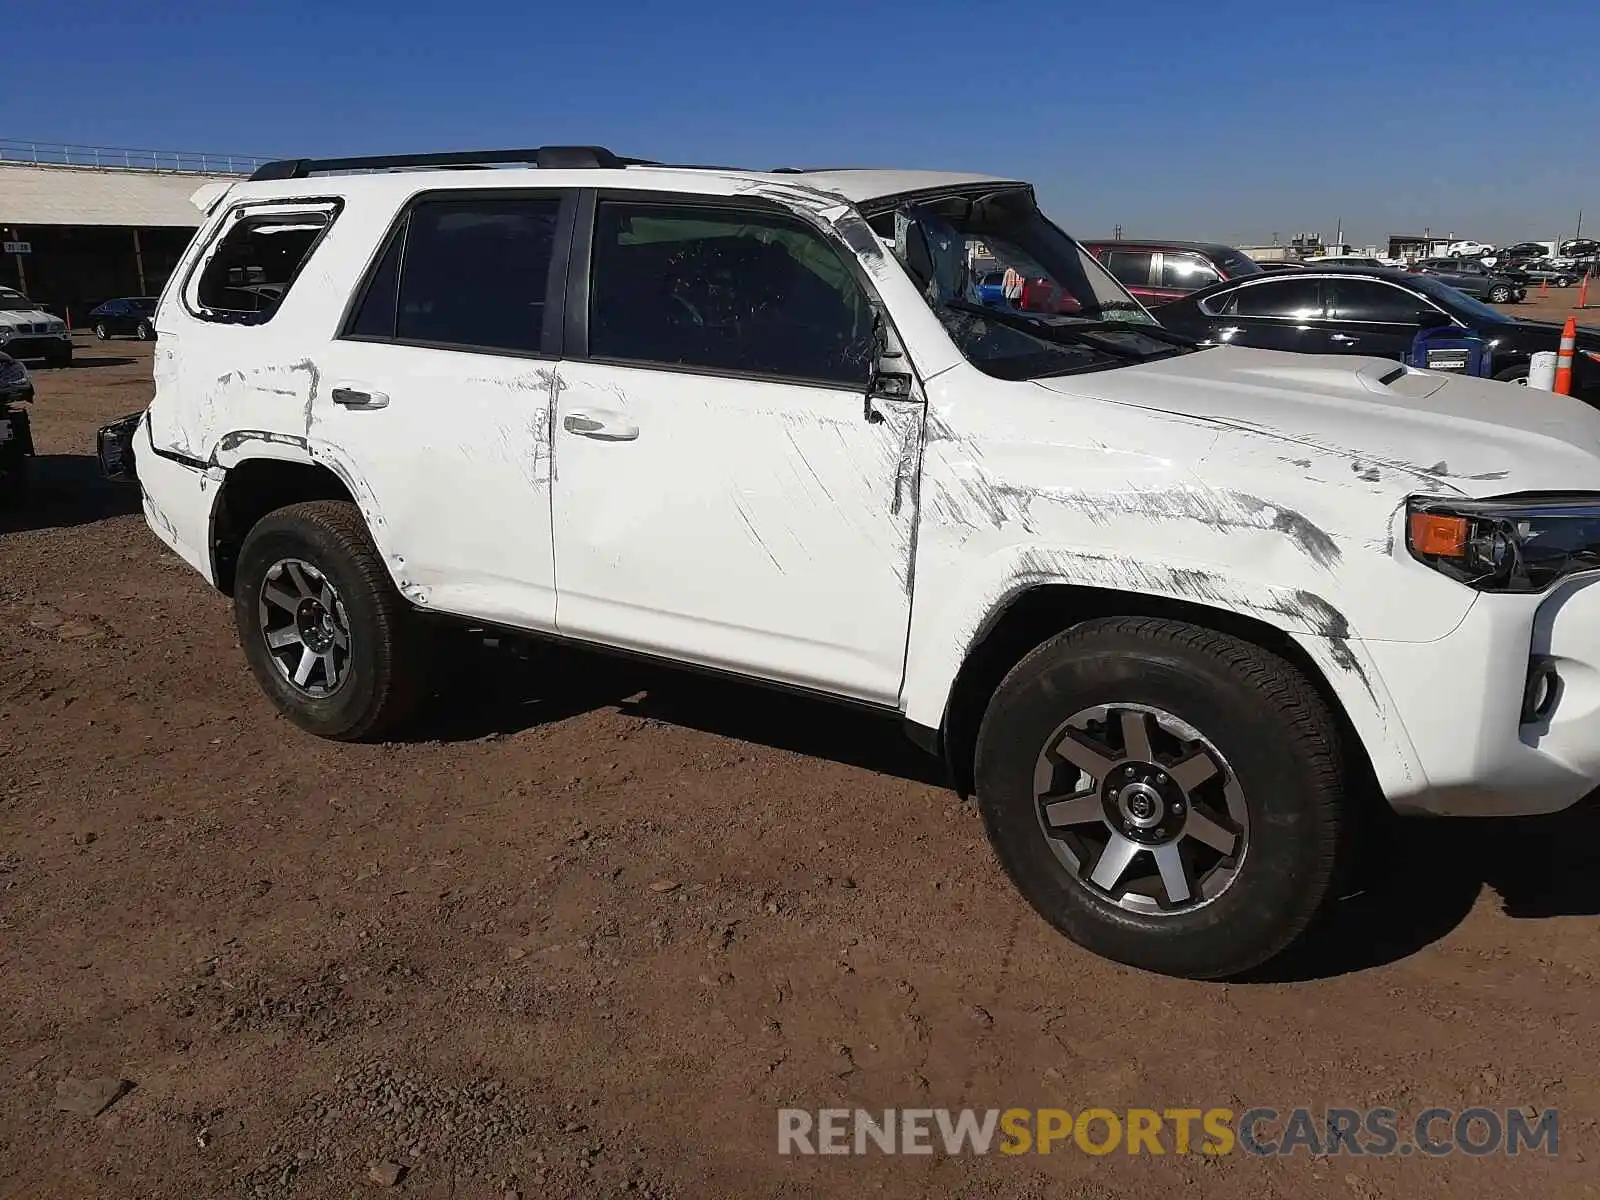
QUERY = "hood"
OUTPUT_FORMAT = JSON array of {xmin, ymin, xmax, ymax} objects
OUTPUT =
[
  {"xmin": 0, "ymin": 306, "xmax": 59, "ymax": 328},
  {"xmin": 1040, "ymin": 345, "xmax": 1600, "ymax": 496}
]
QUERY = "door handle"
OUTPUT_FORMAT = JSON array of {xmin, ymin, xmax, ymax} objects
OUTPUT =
[
  {"xmin": 1330, "ymin": 333, "xmax": 1360, "ymax": 345},
  {"xmin": 331, "ymin": 386, "xmax": 389, "ymax": 409},
  {"xmin": 563, "ymin": 409, "xmax": 639, "ymax": 441}
]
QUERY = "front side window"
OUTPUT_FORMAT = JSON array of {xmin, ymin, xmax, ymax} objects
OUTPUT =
[
  {"xmin": 1160, "ymin": 253, "xmax": 1221, "ymax": 291},
  {"xmin": 866, "ymin": 189, "xmax": 1193, "ymax": 382},
  {"xmin": 192, "ymin": 206, "xmax": 335, "ymax": 323},
  {"xmin": 588, "ymin": 200, "xmax": 875, "ymax": 386},
  {"xmin": 1228, "ymin": 278, "xmax": 1322, "ymax": 319},
  {"xmin": 1323, "ymin": 279, "xmax": 1425, "ymax": 323}
]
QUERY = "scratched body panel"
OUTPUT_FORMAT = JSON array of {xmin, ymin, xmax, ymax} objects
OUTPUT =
[{"xmin": 551, "ymin": 360, "xmax": 922, "ymax": 704}]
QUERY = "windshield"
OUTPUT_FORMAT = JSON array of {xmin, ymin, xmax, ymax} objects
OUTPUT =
[
  {"xmin": 1216, "ymin": 249, "xmax": 1263, "ymax": 278},
  {"xmin": 0, "ymin": 290, "xmax": 41, "ymax": 312},
  {"xmin": 871, "ymin": 188, "xmax": 1202, "ymax": 381},
  {"xmin": 1408, "ymin": 273, "xmax": 1513, "ymax": 324}
]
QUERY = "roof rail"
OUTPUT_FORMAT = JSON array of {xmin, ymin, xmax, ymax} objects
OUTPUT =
[{"xmin": 247, "ymin": 145, "xmax": 650, "ymax": 182}]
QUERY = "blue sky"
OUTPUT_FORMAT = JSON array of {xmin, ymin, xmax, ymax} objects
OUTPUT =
[{"xmin": 8, "ymin": 0, "xmax": 1598, "ymax": 248}]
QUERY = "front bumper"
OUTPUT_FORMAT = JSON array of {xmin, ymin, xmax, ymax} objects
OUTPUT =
[
  {"xmin": 1368, "ymin": 573, "xmax": 1600, "ymax": 817},
  {"xmin": 0, "ymin": 333, "xmax": 71, "ymax": 360}
]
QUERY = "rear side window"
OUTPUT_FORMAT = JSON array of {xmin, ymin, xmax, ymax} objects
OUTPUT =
[
  {"xmin": 1103, "ymin": 250, "xmax": 1153, "ymax": 287},
  {"xmin": 345, "ymin": 197, "xmax": 562, "ymax": 355},
  {"xmin": 1227, "ymin": 278, "xmax": 1322, "ymax": 318},
  {"xmin": 1323, "ymin": 279, "xmax": 1424, "ymax": 323},
  {"xmin": 191, "ymin": 206, "xmax": 336, "ymax": 324}
]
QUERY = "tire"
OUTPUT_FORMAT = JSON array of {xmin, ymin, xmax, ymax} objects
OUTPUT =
[
  {"xmin": 232, "ymin": 500, "xmax": 427, "ymax": 741},
  {"xmin": 1489, "ymin": 285, "xmax": 1513, "ymax": 303},
  {"xmin": 1557, "ymin": 276, "xmax": 1574, "ymax": 288},
  {"xmin": 135, "ymin": 321, "xmax": 150, "ymax": 341},
  {"xmin": 1494, "ymin": 364, "xmax": 1530, "ymax": 387},
  {"xmin": 974, "ymin": 616, "xmax": 1345, "ymax": 980},
  {"xmin": 94, "ymin": 323, "xmax": 109, "ymax": 340}
]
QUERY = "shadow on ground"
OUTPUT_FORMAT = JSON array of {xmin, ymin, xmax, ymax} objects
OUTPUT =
[
  {"xmin": 416, "ymin": 638, "xmax": 949, "ymax": 787},
  {"xmin": 1258, "ymin": 793, "xmax": 1600, "ymax": 981},
  {"xmin": 0, "ymin": 454, "xmax": 142, "ymax": 535},
  {"xmin": 415, "ymin": 639, "xmax": 1600, "ymax": 981}
]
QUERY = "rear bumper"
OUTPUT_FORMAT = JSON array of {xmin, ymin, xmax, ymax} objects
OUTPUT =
[
  {"xmin": 127, "ymin": 412, "xmax": 217, "ymax": 585},
  {"xmin": 1369, "ymin": 574, "xmax": 1600, "ymax": 817}
]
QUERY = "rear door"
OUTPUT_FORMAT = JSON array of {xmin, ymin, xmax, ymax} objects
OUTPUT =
[
  {"xmin": 1207, "ymin": 276, "xmax": 1328, "ymax": 353},
  {"xmin": 311, "ymin": 190, "xmax": 574, "ymax": 630}
]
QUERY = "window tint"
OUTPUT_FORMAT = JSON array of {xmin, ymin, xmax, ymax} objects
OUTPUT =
[
  {"xmin": 1103, "ymin": 249, "xmax": 1153, "ymax": 287},
  {"xmin": 1160, "ymin": 253, "xmax": 1221, "ymax": 291},
  {"xmin": 347, "ymin": 224, "xmax": 405, "ymax": 340},
  {"xmin": 194, "ymin": 210, "xmax": 332, "ymax": 322},
  {"xmin": 1324, "ymin": 279, "xmax": 1425, "ymax": 323},
  {"xmin": 1228, "ymin": 278, "xmax": 1321, "ymax": 318},
  {"xmin": 393, "ymin": 198, "xmax": 560, "ymax": 354},
  {"xmin": 588, "ymin": 200, "xmax": 874, "ymax": 386}
]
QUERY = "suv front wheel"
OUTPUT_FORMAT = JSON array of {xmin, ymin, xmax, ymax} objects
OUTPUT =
[
  {"xmin": 975, "ymin": 617, "xmax": 1345, "ymax": 979},
  {"xmin": 233, "ymin": 500, "xmax": 426, "ymax": 740}
]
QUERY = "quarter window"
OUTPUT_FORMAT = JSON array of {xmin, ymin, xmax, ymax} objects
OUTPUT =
[
  {"xmin": 192, "ymin": 207, "xmax": 335, "ymax": 323},
  {"xmin": 587, "ymin": 201, "xmax": 875, "ymax": 386}
]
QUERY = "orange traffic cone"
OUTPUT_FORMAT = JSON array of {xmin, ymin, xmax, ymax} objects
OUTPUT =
[
  {"xmin": 1540, "ymin": 277, "xmax": 1550, "ymax": 297},
  {"xmin": 1555, "ymin": 318, "xmax": 1577, "ymax": 395},
  {"xmin": 1580, "ymin": 275, "xmax": 1591, "ymax": 309}
]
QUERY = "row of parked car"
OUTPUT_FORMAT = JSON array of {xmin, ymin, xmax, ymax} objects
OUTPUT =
[{"xmin": 1039, "ymin": 238, "xmax": 1595, "ymax": 392}]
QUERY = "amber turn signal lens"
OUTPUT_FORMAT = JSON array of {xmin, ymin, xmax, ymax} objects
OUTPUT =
[{"xmin": 1409, "ymin": 512, "xmax": 1469, "ymax": 557}]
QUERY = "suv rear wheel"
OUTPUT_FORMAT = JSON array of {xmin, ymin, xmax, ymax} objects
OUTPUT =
[
  {"xmin": 1488, "ymin": 284, "xmax": 1514, "ymax": 303},
  {"xmin": 233, "ymin": 500, "xmax": 426, "ymax": 740},
  {"xmin": 974, "ymin": 617, "xmax": 1345, "ymax": 979}
]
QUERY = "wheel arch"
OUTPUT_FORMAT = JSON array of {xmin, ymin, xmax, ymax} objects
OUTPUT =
[
  {"xmin": 209, "ymin": 455, "xmax": 358, "ymax": 597},
  {"xmin": 930, "ymin": 583, "xmax": 1388, "ymax": 807}
]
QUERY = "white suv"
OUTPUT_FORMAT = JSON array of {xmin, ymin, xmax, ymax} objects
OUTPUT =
[{"xmin": 100, "ymin": 146, "xmax": 1600, "ymax": 979}]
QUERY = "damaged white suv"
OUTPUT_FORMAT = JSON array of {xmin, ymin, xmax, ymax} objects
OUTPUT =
[{"xmin": 102, "ymin": 145, "xmax": 1600, "ymax": 979}]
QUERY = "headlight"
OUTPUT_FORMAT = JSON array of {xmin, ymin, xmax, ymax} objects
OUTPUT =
[
  {"xmin": 0, "ymin": 361, "xmax": 25, "ymax": 385},
  {"xmin": 1407, "ymin": 495, "xmax": 1600, "ymax": 592}
]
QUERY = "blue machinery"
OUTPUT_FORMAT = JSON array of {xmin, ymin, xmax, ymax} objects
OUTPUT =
[{"xmin": 1404, "ymin": 325, "xmax": 1494, "ymax": 377}]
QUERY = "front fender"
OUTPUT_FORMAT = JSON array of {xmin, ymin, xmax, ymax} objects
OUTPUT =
[{"xmin": 899, "ymin": 542, "xmax": 1432, "ymax": 800}]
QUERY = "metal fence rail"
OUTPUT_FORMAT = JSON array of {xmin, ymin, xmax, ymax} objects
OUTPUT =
[{"xmin": 0, "ymin": 139, "xmax": 272, "ymax": 176}]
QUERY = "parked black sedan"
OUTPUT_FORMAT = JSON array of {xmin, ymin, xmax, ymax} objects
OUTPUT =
[
  {"xmin": 87, "ymin": 297, "xmax": 159, "ymax": 341},
  {"xmin": 1155, "ymin": 266, "xmax": 1600, "ymax": 396}
]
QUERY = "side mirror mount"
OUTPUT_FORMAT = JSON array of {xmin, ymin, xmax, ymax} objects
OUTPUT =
[{"xmin": 865, "ymin": 309, "xmax": 914, "ymax": 423}]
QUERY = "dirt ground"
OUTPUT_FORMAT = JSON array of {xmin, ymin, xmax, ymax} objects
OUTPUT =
[{"xmin": 5, "ymin": 335, "xmax": 1600, "ymax": 1200}]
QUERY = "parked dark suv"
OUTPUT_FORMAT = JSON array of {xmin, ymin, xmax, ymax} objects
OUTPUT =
[
  {"xmin": 1410, "ymin": 258, "xmax": 1527, "ymax": 303},
  {"xmin": 1079, "ymin": 239, "xmax": 1263, "ymax": 306}
]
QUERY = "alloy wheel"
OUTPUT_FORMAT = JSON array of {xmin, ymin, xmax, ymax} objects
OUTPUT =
[
  {"xmin": 258, "ymin": 558, "xmax": 352, "ymax": 697},
  {"xmin": 1033, "ymin": 704, "xmax": 1249, "ymax": 913}
]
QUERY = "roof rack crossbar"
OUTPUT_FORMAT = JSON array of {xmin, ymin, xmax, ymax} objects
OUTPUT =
[{"xmin": 247, "ymin": 145, "xmax": 644, "ymax": 181}]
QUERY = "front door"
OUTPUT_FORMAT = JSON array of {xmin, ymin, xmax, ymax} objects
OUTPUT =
[
  {"xmin": 1320, "ymin": 277, "xmax": 1434, "ymax": 360},
  {"xmin": 550, "ymin": 193, "xmax": 922, "ymax": 703},
  {"xmin": 312, "ymin": 191, "xmax": 572, "ymax": 629}
]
